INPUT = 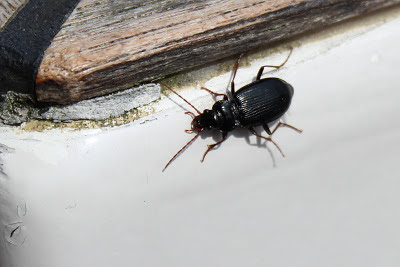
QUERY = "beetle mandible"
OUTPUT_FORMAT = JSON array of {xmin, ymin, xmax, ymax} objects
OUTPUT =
[{"xmin": 161, "ymin": 49, "xmax": 302, "ymax": 171}]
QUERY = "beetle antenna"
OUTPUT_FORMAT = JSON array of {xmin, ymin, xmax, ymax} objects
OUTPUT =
[
  {"xmin": 159, "ymin": 81, "xmax": 202, "ymax": 115},
  {"xmin": 163, "ymin": 129, "xmax": 203, "ymax": 172}
]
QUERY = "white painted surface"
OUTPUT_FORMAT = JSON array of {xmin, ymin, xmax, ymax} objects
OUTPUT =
[{"xmin": 1, "ymin": 13, "xmax": 400, "ymax": 267}]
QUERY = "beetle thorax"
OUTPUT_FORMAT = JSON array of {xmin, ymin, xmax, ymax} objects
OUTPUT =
[
  {"xmin": 192, "ymin": 100, "xmax": 237, "ymax": 132},
  {"xmin": 213, "ymin": 100, "xmax": 237, "ymax": 132}
]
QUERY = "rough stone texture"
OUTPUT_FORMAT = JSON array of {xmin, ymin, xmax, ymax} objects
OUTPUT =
[
  {"xmin": 0, "ymin": 83, "xmax": 160, "ymax": 125},
  {"xmin": 40, "ymin": 83, "xmax": 160, "ymax": 121}
]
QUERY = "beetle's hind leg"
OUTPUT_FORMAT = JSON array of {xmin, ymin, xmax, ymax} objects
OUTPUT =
[
  {"xmin": 249, "ymin": 127, "xmax": 285, "ymax": 157},
  {"xmin": 264, "ymin": 122, "xmax": 303, "ymax": 135},
  {"xmin": 256, "ymin": 48, "xmax": 293, "ymax": 80},
  {"xmin": 201, "ymin": 132, "xmax": 228, "ymax": 162},
  {"xmin": 263, "ymin": 125, "xmax": 272, "ymax": 135}
]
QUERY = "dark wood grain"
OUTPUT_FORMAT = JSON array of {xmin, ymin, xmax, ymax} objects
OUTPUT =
[{"xmin": 35, "ymin": 0, "xmax": 400, "ymax": 104}]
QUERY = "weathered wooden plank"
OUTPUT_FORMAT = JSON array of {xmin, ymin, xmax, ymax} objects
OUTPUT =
[{"xmin": 36, "ymin": 0, "xmax": 400, "ymax": 104}]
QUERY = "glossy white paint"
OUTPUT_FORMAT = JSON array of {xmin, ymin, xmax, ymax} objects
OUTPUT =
[{"xmin": 1, "ymin": 13, "xmax": 400, "ymax": 267}]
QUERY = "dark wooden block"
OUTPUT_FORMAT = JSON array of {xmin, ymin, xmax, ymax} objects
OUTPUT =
[{"xmin": 31, "ymin": 0, "xmax": 400, "ymax": 104}]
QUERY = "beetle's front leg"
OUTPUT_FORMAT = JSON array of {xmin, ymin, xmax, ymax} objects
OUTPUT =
[
  {"xmin": 185, "ymin": 111, "xmax": 195, "ymax": 118},
  {"xmin": 201, "ymin": 132, "xmax": 228, "ymax": 162},
  {"xmin": 184, "ymin": 111, "xmax": 195, "ymax": 133}
]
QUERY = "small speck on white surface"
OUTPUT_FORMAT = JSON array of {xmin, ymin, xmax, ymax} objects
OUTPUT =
[{"xmin": 1, "ymin": 13, "xmax": 400, "ymax": 267}]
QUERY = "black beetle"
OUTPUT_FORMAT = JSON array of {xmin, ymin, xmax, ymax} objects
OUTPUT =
[{"xmin": 161, "ymin": 49, "xmax": 302, "ymax": 171}]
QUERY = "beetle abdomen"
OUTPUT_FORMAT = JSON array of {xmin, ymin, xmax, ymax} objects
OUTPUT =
[{"xmin": 234, "ymin": 78, "xmax": 293, "ymax": 127}]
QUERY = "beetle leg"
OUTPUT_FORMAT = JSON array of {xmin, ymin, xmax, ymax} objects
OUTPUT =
[
  {"xmin": 256, "ymin": 66, "xmax": 280, "ymax": 80},
  {"xmin": 201, "ymin": 87, "xmax": 227, "ymax": 100},
  {"xmin": 201, "ymin": 132, "xmax": 228, "ymax": 162},
  {"xmin": 256, "ymin": 48, "xmax": 293, "ymax": 80},
  {"xmin": 270, "ymin": 122, "xmax": 303, "ymax": 135},
  {"xmin": 231, "ymin": 53, "xmax": 244, "ymax": 95},
  {"xmin": 184, "ymin": 112, "xmax": 195, "ymax": 133},
  {"xmin": 184, "ymin": 111, "xmax": 195, "ymax": 118},
  {"xmin": 249, "ymin": 127, "xmax": 285, "ymax": 157},
  {"xmin": 262, "ymin": 124, "xmax": 272, "ymax": 135}
]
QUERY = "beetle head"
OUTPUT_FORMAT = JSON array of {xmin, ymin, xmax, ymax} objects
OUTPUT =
[{"xmin": 192, "ymin": 109, "xmax": 218, "ymax": 131}]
